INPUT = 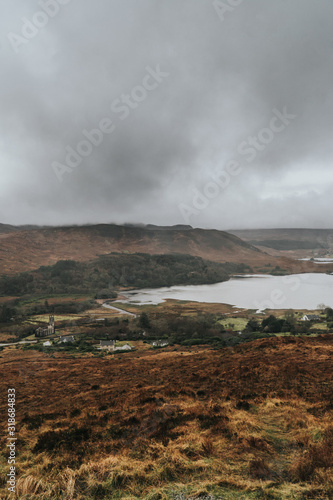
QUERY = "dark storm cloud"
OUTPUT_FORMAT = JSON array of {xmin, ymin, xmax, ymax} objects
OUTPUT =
[{"xmin": 0, "ymin": 0, "xmax": 333, "ymax": 228}]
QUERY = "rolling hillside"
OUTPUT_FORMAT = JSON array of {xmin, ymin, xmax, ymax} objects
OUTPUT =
[
  {"xmin": 0, "ymin": 224, "xmax": 326, "ymax": 276},
  {"xmin": 0, "ymin": 223, "xmax": 41, "ymax": 234},
  {"xmin": 0, "ymin": 335, "xmax": 332, "ymax": 499},
  {"xmin": 0, "ymin": 224, "xmax": 266, "ymax": 275},
  {"xmin": 230, "ymin": 228, "xmax": 333, "ymax": 257}
]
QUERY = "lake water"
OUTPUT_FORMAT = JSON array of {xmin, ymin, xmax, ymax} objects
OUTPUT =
[{"xmin": 119, "ymin": 273, "xmax": 333, "ymax": 311}]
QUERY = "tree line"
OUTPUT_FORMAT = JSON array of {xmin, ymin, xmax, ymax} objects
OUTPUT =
[{"xmin": 0, "ymin": 253, "xmax": 250, "ymax": 297}]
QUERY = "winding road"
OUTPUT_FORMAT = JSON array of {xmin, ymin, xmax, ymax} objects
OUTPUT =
[
  {"xmin": 0, "ymin": 340, "xmax": 38, "ymax": 347},
  {"xmin": 102, "ymin": 303, "xmax": 137, "ymax": 318}
]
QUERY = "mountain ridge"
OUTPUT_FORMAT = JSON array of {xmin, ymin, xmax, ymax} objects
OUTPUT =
[
  {"xmin": 229, "ymin": 228, "xmax": 333, "ymax": 257},
  {"xmin": 0, "ymin": 223, "xmax": 325, "ymax": 276}
]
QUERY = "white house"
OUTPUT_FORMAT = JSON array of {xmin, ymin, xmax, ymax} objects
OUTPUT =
[
  {"xmin": 58, "ymin": 335, "xmax": 75, "ymax": 344},
  {"xmin": 114, "ymin": 343, "xmax": 132, "ymax": 351},
  {"xmin": 301, "ymin": 314, "xmax": 320, "ymax": 322},
  {"xmin": 100, "ymin": 340, "xmax": 115, "ymax": 351},
  {"xmin": 99, "ymin": 341, "xmax": 132, "ymax": 351},
  {"xmin": 152, "ymin": 340, "xmax": 169, "ymax": 347}
]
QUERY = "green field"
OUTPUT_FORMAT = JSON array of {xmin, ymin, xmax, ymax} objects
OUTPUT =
[{"xmin": 219, "ymin": 317, "xmax": 248, "ymax": 330}]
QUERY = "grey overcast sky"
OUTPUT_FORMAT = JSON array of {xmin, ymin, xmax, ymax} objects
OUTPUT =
[{"xmin": 1, "ymin": 0, "xmax": 333, "ymax": 229}]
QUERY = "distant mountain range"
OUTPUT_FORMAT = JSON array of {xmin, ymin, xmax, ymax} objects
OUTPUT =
[
  {"xmin": 229, "ymin": 228, "xmax": 333, "ymax": 255},
  {"xmin": 0, "ymin": 223, "xmax": 42, "ymax": 234}
]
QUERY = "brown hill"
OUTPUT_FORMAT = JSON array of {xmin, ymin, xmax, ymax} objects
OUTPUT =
[
  {"xmin": 0, "ymin": 224, "xmax": 321, "ymax": 276},
  {"xmin": 0, "ymin": 223, "xmax": 41, "ymax": 234},
  {"xmin": 230, "ymin": 228, "xmax": 333, "ymax": 257},
  {"xmin": 0, "ymin": 335, "xmax": 332, "ymax": 498}
]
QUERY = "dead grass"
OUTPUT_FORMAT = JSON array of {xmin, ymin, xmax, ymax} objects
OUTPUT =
[{"xmin": 0, "ymin": 335, "xmax": 332, "ymax": 499}]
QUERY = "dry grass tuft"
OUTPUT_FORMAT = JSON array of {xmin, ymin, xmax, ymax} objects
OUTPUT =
[
  {"xmin": 249, "ymin": 458, "xmax": 272, "ymax": 480},
  {"xmin": 289, "ymin": 426, "xmax": 333, "ymax": 482}
]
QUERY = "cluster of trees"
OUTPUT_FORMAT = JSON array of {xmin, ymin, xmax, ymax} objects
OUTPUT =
[
  {"xmin": 244, "ymin": 311, "xmax": 329, "ymax": 334},
  {"xmin": 245, "ymin": 315, "xmax": 295, "ymax": 334},
  {"xmin": 0, "ymin": 299, "xmax": 96, "ymax": 326},
  {"xmin": 137, "ymin": 309, "xmax": 332, "ymax": 349},
  {"xmin": 324, "ymin": 307, "xmax": 333, "ymax": 325},
  {"xmin": 0, "ymin": 305, "xmax": 16, "ymax": 323},
  {"xmin": 0, "ymin": 253, "xmax": 245, "ymax": 297},
  {"xmin": 0, "ymin": 322, "xmax": 35, "ymax": 340},
  {"xmin": 95, "ymin": 289, "xmax": 117, "ymax": 300},
  {"xmin": 137, "ymin": 311, "xmax": 278, "ymax": 347},
  {"xmin": 25, "ymin": 300, "xmax": 96, "ymax": 317},
  {"xmin": 23, "ymin": 338, "xmax": 98, "ymax": 354},
  {"xmin": 138, "ymin": 311, "xmax": 228, "ymax": 346}
]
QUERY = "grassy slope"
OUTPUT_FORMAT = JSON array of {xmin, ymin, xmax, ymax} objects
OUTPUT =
[
  {"xmin": 230, "ymin": 228, "xmax": 333, "ymax": 254},
  {"xmin": 0, "ymin": 336, "xmax": 332, "ymax": 499},
  {"xmin": 0, "ymin": 224, "xmax": 317, "ymax": 276}
]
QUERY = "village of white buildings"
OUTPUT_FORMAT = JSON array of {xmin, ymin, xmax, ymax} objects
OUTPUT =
[{"xmin": 34, "ymin": 315, "xmax": 168, "ymax": 351}]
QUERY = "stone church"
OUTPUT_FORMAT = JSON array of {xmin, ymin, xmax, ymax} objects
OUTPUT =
[{"xmin": 36, "ymin": 315, "xmax": 55, "ymax": 337}]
